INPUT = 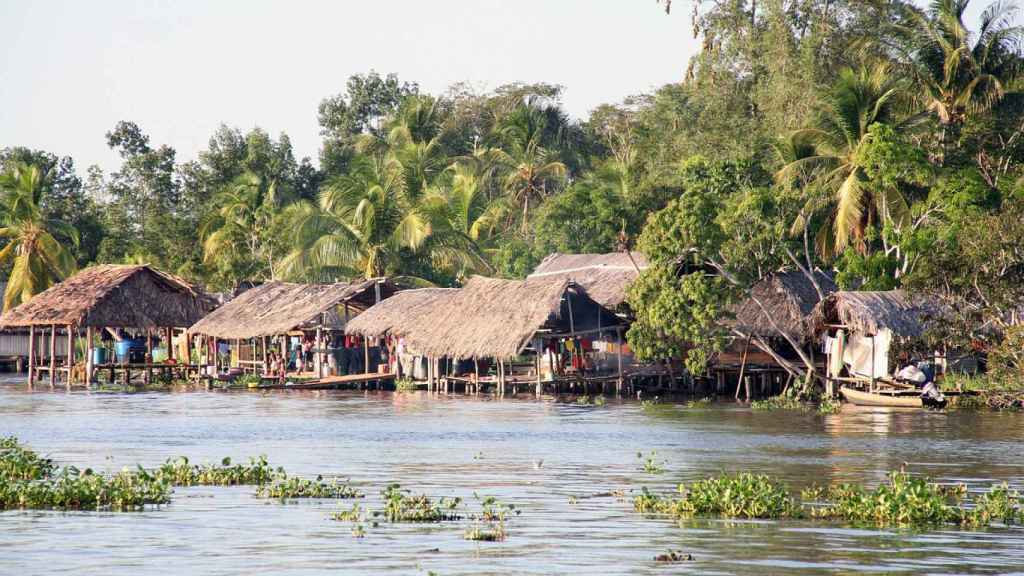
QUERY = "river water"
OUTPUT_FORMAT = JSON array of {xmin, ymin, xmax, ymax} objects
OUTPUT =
[{"xmin": 1, "ymin": 382, "xmax": 1023, "ymax": 575}]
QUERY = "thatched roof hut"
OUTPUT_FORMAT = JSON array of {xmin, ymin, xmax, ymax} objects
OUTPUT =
[
  {"xmin": 400, "ymin": 275, "xmax": 621, "ymax": 360},
  {"xmin": 0, "ymin": 264, "xmax": 215, "ymax": 329},
  {"xmin": 732, "ymin": 271, "xmax": 837, "ymax": 343},
  {"xmin": 527, "ymin": 252, "xmax": 647, "ymax": 308},
  {"xmin": 344, "ymin": 288, "xmax": 458, "ymax": 339},
  {"xmin": 188, "ymin": 278, "xmax": 396, "ymax": 339},
  {"xmin": 810, "ymin": 290, "xmax": 941, "ymax": 338}
]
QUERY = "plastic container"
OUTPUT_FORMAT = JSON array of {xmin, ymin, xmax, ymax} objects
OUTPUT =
[
  {"xmin": 152, "ymin": 347, "xmax": 168, "ymax": 363},
  {"xmin": 92, "ymin": 348, "xmax": 108, "ymax": 365},
  {"xmin": 115, "ymin": 341, "xmax": 131, "ymax": 362}
]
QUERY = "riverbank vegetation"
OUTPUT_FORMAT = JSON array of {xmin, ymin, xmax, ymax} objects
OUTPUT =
[{"xmin": 2, "ymin": 1, "xmax": 1024, "ymax": 401}]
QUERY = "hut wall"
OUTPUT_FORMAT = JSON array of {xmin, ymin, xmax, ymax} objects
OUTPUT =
[{"xmin": 0, "ymin": 330, "xmax": 67, "ymax": 358}]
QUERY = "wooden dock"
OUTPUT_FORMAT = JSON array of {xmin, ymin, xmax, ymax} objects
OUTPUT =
[{"xmin": 261, "ymin": 372, "xmax": 395, "ymax": 390}]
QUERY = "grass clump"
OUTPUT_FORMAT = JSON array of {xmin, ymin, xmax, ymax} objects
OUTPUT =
[
  {"xmin": 153, "ymin": 455, "xmax": 282, "ymax": 486},
  {"xmin": 376, "ymin": 483, "xmax": 462, "ymax": 523},
  {"xmin": 255, "ymin": 475, "xmax": 363, "ymax": 500}
]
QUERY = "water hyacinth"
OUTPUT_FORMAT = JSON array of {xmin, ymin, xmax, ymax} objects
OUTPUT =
[
  {"xmin": 376, "ymin": 484, "xmax": 462, "ymax": 523},
  {"xmin": 255, "ymin": 475, "xmax": 363, "ymax": 500},
  {"xmin": 0, "ymin": 438, "xmax": 171, "ymax": 511},
  {"xmin": 639, "ymin": 470, "xmax": 1024, "ymax": 529},
  {"xmin": 152, "ymin": 455, "xmax": 282, "ymax": 486},
  {"xmin": 464, "ymin": 494, "xmax": 519, "ymax": 542},
  {"xmin": 0, "ymin": 436, "xmax": 55, "ymax": 481},
  {"xmin": 635, "ymin": 473, "xmax": 800, "ymax": 519}
]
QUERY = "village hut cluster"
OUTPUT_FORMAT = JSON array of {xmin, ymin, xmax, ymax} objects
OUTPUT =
[{"xmin": 0, "ymin": 253, "xmax": 974, "ymax": 401}]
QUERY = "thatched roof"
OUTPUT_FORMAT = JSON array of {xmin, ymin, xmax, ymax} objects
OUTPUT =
[
  {"xmin": 527, "ymin": 252, "xmax": 648, "ymax": 308},
  {"xmin": 401, "ymin": 275, "xmax": 620, "ymax": 359},
  {"xmin": 0, "ymin": 265, "xmax": 214, "ymax": 329},
  {"xmin": 187, "ymin": 278, "xmax": 395, "ymax": 339},
  {"xmin": 732, "ymin": 271, "xmax": 837, "ymax": 343},
  {"xmin": 345, "ymin": 288, "xmax": 458, "ymax": 339},
  {"xmin": 810, "ymin": 290, "xmax": 943, "ymax": 338}
]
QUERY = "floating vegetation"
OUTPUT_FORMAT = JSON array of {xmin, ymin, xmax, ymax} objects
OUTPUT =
[
  {"xmin": 153, "ymin": 455, "xmax": 282, "ymax": 486},
  {"xmin": 463, "ymin": 494, "xmax": 519, "ymax": 542},
  {"xmin": 751, "ymin": 396, "xmax": 808, "ymax": 411},
  {"xmin": 376, "ymin": 484, "xmax": 462, "ymax": 523},
  {"xmin": 684, "ymin": 397, "xmax": 713, "ymax": 408},
  {"xmin": 637, "ymin": 451, "xmax": 666, "ymax": 474},
  {"xmin": 654, "ymin": 550, "xmax": 694, "ymax": 563},
  {"xmin": 0, "ymin": 437, "xmax": 170, "ymax": 511},
  {"xmin": 0, "ymin": 436, "xmax": 55, "ymax": 481},
  {"xmin": 635, "ymin": 473, "xmax": 799, "ymax": 519},
  {"xmin": 574, "ymin": 394, "xmax": 607, "ymax": 406},
  {"xmin": 237, "ymin": 374, "xmax": 263, "ymax": 389},
  {"xmin": 332, "ymin": 502, "xmax": 367, "ymax": 522},
  {"xmin": 817, "ymin": 397, "xmax": 842, "ymax": 414},
  {"xmin": 255, "ymin": 475, "xmax": 363, "ymax": 500},
  {"xmin": 395, "ymin": 378, "xmax": 417, "ymax": 392},
  {"xmin": 638, "ymin": 469, "xmax": 1024, "ymax": 528}
]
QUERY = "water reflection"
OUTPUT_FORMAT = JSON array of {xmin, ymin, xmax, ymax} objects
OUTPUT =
[{"xmin": 1, "ymin": 383, "xmax": 1023, "ymax": 575}]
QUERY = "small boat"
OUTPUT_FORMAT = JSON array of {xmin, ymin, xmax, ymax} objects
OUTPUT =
[{"xmin": 839, "ymin": 385, "xmax": 949, "ymax": 409}]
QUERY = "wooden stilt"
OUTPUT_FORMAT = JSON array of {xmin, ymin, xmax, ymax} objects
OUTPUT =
[
  {"xmin": 49, "ymin": 324, "xmax": 56, "ymax": 387},
  {"xmin": 363, "ymin": 338, "xmax": 369, "ymax": 375},
  {"xmin": 27, "ymin": 325, "xmax": 35, "ymax": 386},
  {"xmin": 145, "ymin": 329, "xmax": 154, "ymax": 385},
  {"xmin": 616, "ymin": 326, "xmax": 623, "ymax": 396},
  {"xmin": 85, "ymin": 326, "xmax": 94, "ymax": 385},
  {"xmin": 166, "ymin": 327, "xmax": 174, "ymax": 361},
  {"xmin": 66, "ymin": 324, "xmax": 74, "ymax": 386},
  {"xmin": 316, "ymin": 324, "xmax": 323, "ymax": 379},
  {"xmin": 535, "ymin": 352, "xmax": 542, "ymax": 397},
  {"xmin": 735, "ymin": 335, "xmax": 752, "ymax": 400}
]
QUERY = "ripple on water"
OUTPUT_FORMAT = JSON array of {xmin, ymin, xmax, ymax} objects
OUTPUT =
[{"xmin": 1, "ymin": 385, "xmax": 1024, "ymax": 574}]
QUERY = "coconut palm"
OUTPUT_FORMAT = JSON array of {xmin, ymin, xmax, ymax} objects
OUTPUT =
[
  {"xmin": 777, "ymin": 62, "xmax": 909, "ymax": 257},
  {"xmin": 277, "ymin": 156, "xmax": 433, "ymax": 281},
  {"xmin": 904, "ymin": 0, "xmax": 1023, "ymax": 130},
  {"xmin": 0, "ymin": 162, "xmax": 78, "ymax": 310},
  {"xmin": 200, "ymin": 171, "xmax": 286, "ymax": 283}
]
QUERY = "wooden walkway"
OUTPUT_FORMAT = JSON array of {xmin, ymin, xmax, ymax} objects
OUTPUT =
[{"xmin": 261, "ymin": 372, "xmax": 395, "ymax": 390}]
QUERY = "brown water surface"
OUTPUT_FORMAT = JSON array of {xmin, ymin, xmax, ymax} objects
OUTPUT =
[{"xmin": 1, "ymin": 380, "xmax": 1023, "ymax": 575}]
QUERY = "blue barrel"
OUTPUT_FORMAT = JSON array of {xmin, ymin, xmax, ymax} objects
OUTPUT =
[
  {"xmin": 92, "ymin": 348, "xmax": 108, "ymax": 365},
  {"xmin": 115, "ymin": 341, "xmax": 131, "ymax": 363}
]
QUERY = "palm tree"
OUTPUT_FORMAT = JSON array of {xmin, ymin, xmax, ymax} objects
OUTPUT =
[
  {"xmin": 200, "ymin": 171, "xmax": 286, "ymax": 284},
  {"xmin": 277, "ymin": 156, "xmax": 432, "ymax": 281},
  {"xmin": 904, "ymin": 0, "xmax": 1023, "ymax": 132},
  {"xmin": 776, "ymin": 62, "xmax": 908, "ymax": 257},
  {"xmin": 0, "ymin": 162, "xmax": 78, "ymax": 310},
  {"xmin": 419, "ymin": 163, "xmax": 502, "ymax": 278}
]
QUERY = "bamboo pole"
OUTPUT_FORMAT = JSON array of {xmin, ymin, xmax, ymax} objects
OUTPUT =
[
  {"xmin": 363, "ymin": 337, "xmax": 369, "ymax": 375},
  {"xmin": 735, "ymin": 335, "xmax": 752, "ymax": 400},
  {"xmin": 316, "ymin": 324, "xmax": 323, "ymax": 379},
  {"xmin": 49, "ymin": 325, "xmax": 56, "ymax": 387},
  {"xmin": 27, "ymin": 325, "xmax": 35, "ymax": 385}
]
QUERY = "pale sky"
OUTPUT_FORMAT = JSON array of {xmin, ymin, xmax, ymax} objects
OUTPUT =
[{"xmin": 0, "ymin": 1, "xmax": 694, "ymax": 174}]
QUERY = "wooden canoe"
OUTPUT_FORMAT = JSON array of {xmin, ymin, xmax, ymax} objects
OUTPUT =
[{"xmin": 839, "ymin": 386, "xmax": 929, "ymax": 408}]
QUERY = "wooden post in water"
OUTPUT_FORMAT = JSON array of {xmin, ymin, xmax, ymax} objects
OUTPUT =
[
  {"xmin": 85, "ymin": 326, "xmax": 94, "ymax": 385},
  {"xmin": 166, "ymin": 327, "xmax": 174, "ymax": 362},
  {"xmin": 27, "ymin": 324, "xmax": 35, "ymax": 385},
  {"xmin": 616, "ymin": 326, "xmax": 624, "ymax": 396},
  {"xmin": 66, "ymin": 325, "xmax": 74, "ymax": 386},
  {"xmin": 49, "ymin": 324, "xmax": 56, "ymax": 387},
  {"xmin": 145, "ymin": 329, "xmax": 154, "ymax": 385},
  {"xmin": 535, "ymin": 351, "xmax": 542, "ymax": 397},
  {"xmin": 363, "ymin": 337, "xmax": 369, "ymax": 375},
  {"xmin": 315, "ymin": 324, "xmax": 323, "ymax": 379},
  {"xmin": 735, "ymin": 335, "xmax": 752, "ymax": 400}
]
